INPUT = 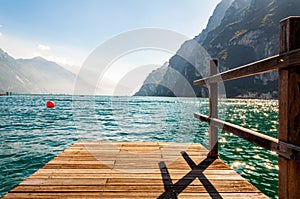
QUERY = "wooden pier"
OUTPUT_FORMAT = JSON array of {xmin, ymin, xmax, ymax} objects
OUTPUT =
[
  {"xmin": 3, "ymin": 141, "xmax": 267, "ymax": 199},
  {"xmin": 3, "ymin": 16, "xmax": 300, "ymax": 199}
]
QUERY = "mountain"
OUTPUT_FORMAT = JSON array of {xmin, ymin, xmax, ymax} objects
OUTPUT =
[
  {"xmin": 136, "ymin": 0, "xmax": 300, "ymax": 98},
  {"xmin": 0, "ymin": 49, "xmax": 89, "ymax": 94},
  {"xmin": 135, "ymin": 62, "xmax": 169, "ymax": 96},
  {"xmin": 195, "ymin": 0, "xmax": 235, "ymax": 44}
]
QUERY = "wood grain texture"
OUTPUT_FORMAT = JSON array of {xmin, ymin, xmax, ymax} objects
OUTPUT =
[
  {"xmin": 208, "ymin": 59, "xmax": 219, "ymax": 157},
  {"xmin": 278, "ymin": 16, "xmax": 300, "ymax": 199},
  {"xmin": 3, "ymin": 141, "xmax": 267, "ymax": 199},
  {"xmin": 194, "ymin": 112, "xmax": 300, "ymax": 161},
  {"xmin": 193, "ymin": 49, "xmax": 300, "ymax": 86}
]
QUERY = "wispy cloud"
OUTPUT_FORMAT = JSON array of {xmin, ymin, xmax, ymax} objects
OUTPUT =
[
  {"xmin": 37, "ymin": 44, "xmax": 51, "ymax": 51},
  {"xmin": 0, "ymin": 32, "xmax": 2, "ymax": 37}
]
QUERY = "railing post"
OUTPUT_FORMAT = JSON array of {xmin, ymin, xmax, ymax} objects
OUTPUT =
[
  {"xmin": 279, "ymin": 16, "xmax": 300, "ymax": 199},
  {"xmin": 208, "ymin": 59, "xmax": 218, "ymax": 158}
]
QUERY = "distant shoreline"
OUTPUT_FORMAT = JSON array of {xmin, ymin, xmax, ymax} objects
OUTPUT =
[{"xmin": 0, "ymin": 93, "xmax": 278, "ymax": 101}]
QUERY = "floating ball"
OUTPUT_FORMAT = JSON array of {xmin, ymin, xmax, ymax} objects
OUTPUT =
[{"xmin": 46, "ymin": 101, "xmax": 55, "ymax": 108}]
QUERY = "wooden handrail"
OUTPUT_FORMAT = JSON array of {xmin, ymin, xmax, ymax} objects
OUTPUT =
[
  {"xmin": 193, "ymin": 16, "xmax": 300, "ymax": 198},
  {"xmin": 194, "ymin": 113, "xmax": 300, "ymax": 162},
  {"xmin": 193, "ymin": 49, "xmax": 300, "ymax": 86}
]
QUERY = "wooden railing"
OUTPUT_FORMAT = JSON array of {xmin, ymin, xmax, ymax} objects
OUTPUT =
[{"xmin": 193, "ymin": 16, "xmax": 300, "ymax": 199}]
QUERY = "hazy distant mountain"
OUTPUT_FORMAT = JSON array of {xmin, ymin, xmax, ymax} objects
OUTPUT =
[
  {"xmin": 0, "ymin": 48, "xmax": 90, "ymax": 94},
  {"xmin": 0, "ymin": 49, "xmax": 34, "ymax": 93},
  {"xmin": 60, "ymin": 63, "xmax": 81, "ymax": 76},
  {"xmin": 136, "ymin": 0, "xmax": 300, "ymax": 98}
]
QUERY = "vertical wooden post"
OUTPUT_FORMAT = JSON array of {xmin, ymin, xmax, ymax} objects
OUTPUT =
[
  {"xmin": 208, "ymin": 59, "xmax": 218, "ymax": 158},
  {"xmin": 279, "ymin": 16, "xmax": 300, "ymax": 199}
]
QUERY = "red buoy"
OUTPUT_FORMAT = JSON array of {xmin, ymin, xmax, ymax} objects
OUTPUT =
[{"xmin": 46, "ymin": 101, "xmax": 55, "ymax": 108}]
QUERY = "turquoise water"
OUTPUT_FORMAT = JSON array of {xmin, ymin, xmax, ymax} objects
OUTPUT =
[{"xmin": 0, "ymin": 95, "xmax": 278, "ymax": 198}]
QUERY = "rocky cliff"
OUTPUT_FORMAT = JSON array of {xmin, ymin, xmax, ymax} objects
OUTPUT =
[{"xmin": 136, "ymin": 0, "xmax": 300, "ymax": 98}]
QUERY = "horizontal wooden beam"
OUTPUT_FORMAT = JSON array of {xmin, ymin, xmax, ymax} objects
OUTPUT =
[
  {"xmin": 194, "ymin": 112, "xmax": 300, "ymax": 162},
  {"xmin": 194, "ymin": 49, "xmax": 300, "ymax": 86}
]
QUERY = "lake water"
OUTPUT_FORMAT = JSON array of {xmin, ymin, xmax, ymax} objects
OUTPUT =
[{"xmin": 0, "ymin": 95, "xmax": 278, "ymax": 198}]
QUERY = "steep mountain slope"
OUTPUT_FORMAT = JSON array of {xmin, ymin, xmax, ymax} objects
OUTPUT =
[
  {"xmin": 135, "ymin": 0, "xmax": 234, "ymax": 97},
  {"xmin": 204, "ymin": 0, "xmax": 300, "ymax": 97},
  {"xmin": 17, "ymin": 57, "xmax": 77, "ymax": 93},
  {"xmin": 0, "ymin": 49, "xmax": 34, "ymax": 93},
  {"xmin": 0, "ymin": 48, "xmax": 87, "ymax": 94},
  {"xmin": 135, "ymin": 62, "xmax": 169, "ymax": 96},
  {"xmin": 136, "ymin": 0, "xmax": 300, "ymax": 98},
  {"xmin": 195, "ymin": 0, "xmax": 235, "ymax": 44}
]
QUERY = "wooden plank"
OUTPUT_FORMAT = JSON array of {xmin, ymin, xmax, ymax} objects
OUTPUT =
[
  {"xmin": 178, "ymin": 193, "xmax": 268, "ymax": 199},
  {"xmin": 33, "ymin": 169, "xmax": 114, "ymax": 174},
  {"xmin": 99, "ymin": 191, "xmax": 162, "ymax": 198},
  {"xmin": 194, "ymin": 113, "xmax": 278, "ymax": 150},
  {"xmin": 278, "ymin": 16, "xmax": 300, "ymax": 199},
  {"xmin": 3, "ymin": 142, "xmax": 267, "ymax": 198},
  {"xmin": 2, "ymin": 193, "xmax": 102, "ymax": 199},
  {"xmin": 43, "ymin": 164, "xmax": 113, "ymax": 169},
  {"xmin": 11, "ymin": 185, "xmax": 105, "ymax": 192},
  {"xmin": 193, "ymin": 48, "xmax": 300, "ymax": 86},
  {"xmin": 48, "ymin": 160, "xmax": 115, "ymax": 164},
  {"xmin": 194, "ymin": 112, "xmax": 300, "ymax": 161},
  {"xmin": 100, "ymin": 184, "xmax": 259, "ymax": 193},
  {"xmin": 107, "ymin": 178, "xmax": 258, "ymax": 188},
  {"xmin": 19, "ymin": 178, "xmax": 107, "ymax": 186}
]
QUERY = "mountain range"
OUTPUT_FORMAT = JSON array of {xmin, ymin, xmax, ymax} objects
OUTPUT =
[
  {"xmin": 2, "ymin": 0, "xmax": 300, "ymax": 97},
  {"xmin": 135, "ymin": 0, "xmax": 300, "ymax": 98},
  {"xmin": 0, "ymin": 48, "xmax": 90, "ymax": 94}
]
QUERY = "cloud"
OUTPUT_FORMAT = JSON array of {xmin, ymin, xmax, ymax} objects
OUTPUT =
[
  {"xmin": 0, "ymin": 32, "xmax": 2, "ymax": 37},
  {"xmin": 37, "ymin": 44, "xmax": 51, "ymax": 51}
]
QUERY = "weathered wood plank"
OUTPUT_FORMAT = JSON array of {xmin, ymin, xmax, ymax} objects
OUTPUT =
[
  {"xmin": 11, "ymin": 185, "xmax": 105, "ymax": 192},
  {"xmin": 194, "ymin": 112, "xmax": 300, "ymax": 161},
  {"xmin": 33, "ymin": 169, "xmax": 236, "ymax": 175},
  {"xmin": 19, "ymin": 178, "xmax": 107, "ymax": 186},
  {"xmin": 193, "ymin": 48, "xmax": 300, "ymax": 86},
  {"xmin": 178, "ymin": 193, "xmax": 268, "ymax": 199},
  {"xmin": 208, "ymin": 59, "xmax": 219, "ymax": 157},
  {"xmin": 43, "ymin": 164, "xmax": 113, "ymax": 169},
  {"xmin": 278, "ymin": 16, "xmax": 300, "ymax": 199},
  {"xmin": 2, "ymin": 192, "xmax": 102, "ymax": 199}
]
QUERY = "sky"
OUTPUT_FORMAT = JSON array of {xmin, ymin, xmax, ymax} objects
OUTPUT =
[{"xmin": 0, "ymin": 0, "xmax": 221, "ymax": 95}]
